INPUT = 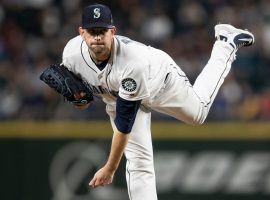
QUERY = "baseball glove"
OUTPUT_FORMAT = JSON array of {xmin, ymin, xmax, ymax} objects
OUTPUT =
[{"xmin": 40, "ymin": 63, "xmax": 93, "ymax": 105}]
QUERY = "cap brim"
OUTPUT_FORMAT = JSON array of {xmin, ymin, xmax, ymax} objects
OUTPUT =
[{"xmin": 82, "ymin": 22, "xmax": 113, "ymax": 29}]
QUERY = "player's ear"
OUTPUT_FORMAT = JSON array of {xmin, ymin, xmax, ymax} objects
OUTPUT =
[
  {"xmin": 78, "ymin": 27, "xmax": 85, "ymax": 37},
  {"xmin": 111, "ymin": 26, "xmax": 116, "ymax": 35}
]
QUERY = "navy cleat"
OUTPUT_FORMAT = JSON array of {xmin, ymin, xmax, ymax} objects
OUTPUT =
[{"xmin": 215, "ymin": 24, "xmax": 254, "ymax": 49}]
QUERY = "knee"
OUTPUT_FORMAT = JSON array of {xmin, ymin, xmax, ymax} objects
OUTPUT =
[
  {"xmin": 184, "ymin": 113, "xmax": 207, "ymax": 126},
  {"xmin": 187, "ymin": 105, "xmax": 209, "ymax": 125},
  {"xmin": 192, "ymin": 120, "xmax": 205, "ymax": 126},
  {"xmin": 186, "ymin": 119, "xmax": 205, "ymax": 126}
]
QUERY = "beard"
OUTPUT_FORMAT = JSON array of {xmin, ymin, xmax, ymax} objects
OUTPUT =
[
  {"xmin": 90, "ymin": 44, "xmax": 108, "ymax": 55},
  {"xmin": 88, "ymin": 40, "xmax": 113, "ymax": 61}
]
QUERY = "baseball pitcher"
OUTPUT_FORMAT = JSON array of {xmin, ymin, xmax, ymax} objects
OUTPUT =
[{"xmin": 40, "ymin": 3, "xmax": 254, "ymax": 200}]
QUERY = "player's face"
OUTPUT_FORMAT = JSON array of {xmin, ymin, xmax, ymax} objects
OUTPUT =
[{"xmin": 79, "ymin": 27, "xmax": 116, "ymax": 61}]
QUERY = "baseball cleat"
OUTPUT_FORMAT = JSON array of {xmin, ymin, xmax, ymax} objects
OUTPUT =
[{"xmin": 214, "ymin": 24, "xmax": 254, "ymax": 49}]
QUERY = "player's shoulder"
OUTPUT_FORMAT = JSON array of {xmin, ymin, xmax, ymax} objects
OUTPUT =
[
  {"xmin": 63, "ymin": 35, "xmax": 83, "ymax": 58},
  {"xmin": 115, "ymin": 35, "xmax": 149, "ymax": 65},
  {"xmin": 115, "ymin": 35, "xmax": 147, "ymax": 50}
]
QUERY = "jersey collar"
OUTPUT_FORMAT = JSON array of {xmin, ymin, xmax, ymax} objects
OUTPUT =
[{"xmin": 81, "ymin": 40, "xmax": 113, "ymax": 73}]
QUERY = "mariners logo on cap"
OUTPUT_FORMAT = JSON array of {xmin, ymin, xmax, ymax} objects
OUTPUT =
[
  {"xmin": 122, "ymin": 78, "xmax": 137, "ymax": 92},
  {"xmin": 93, "ymin": 8, "xmax": 101, "ymax": 18}
]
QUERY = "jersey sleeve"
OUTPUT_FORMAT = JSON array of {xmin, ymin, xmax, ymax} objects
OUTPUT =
[
  {"xmin": 62, "ymin": 45, "xmax": 74, "ymax": 72},
  {"xmin": 61, "ymin": 36, "xmax": 82, "ymax": 72},
  {"xmin": 118, "ymin": 62, "xmax": 150, "ymax": 101},
  {"xmin": 114, "ymin": 96, "xmax": 141, "ymax": 134}
]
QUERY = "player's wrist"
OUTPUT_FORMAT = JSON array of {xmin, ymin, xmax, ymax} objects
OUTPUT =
[{"xmin": 104, "ymin": 162, "xmax": 117, "ymax": 173}]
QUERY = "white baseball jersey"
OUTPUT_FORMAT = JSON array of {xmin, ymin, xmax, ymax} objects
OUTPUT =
[
  {"xmin": 62, "ymin": 35, "xmax": 184, "ymax": 113},
  {"xmin": 62, "ymin": 34, "xmax": 236, "ymax": 200}
]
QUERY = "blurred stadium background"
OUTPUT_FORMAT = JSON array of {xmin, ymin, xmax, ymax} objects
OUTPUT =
[{"xmin": 0, "ymin": 0, "xmax": 270, "ymax": 200}]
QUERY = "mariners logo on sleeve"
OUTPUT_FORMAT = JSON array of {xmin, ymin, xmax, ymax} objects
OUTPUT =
[{"xmin": 122, "ymin": 78, "xmax": 137, "ymax": 92}]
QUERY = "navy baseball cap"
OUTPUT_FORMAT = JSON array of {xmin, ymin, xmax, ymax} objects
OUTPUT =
[{"xmin": 82, "ymin": 4, "xmax": 114, "ymax": 29}]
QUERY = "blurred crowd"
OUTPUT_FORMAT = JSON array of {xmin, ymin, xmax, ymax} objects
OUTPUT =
[{"xmin": 0, "ymin": 0, "xmax": 270, "ymax": 121}]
